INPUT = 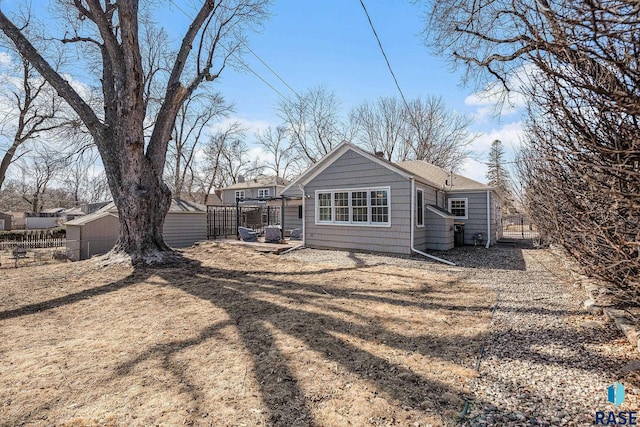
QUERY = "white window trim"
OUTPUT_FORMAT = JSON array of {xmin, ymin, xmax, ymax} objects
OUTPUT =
[
  {"xmin": 314, "ymin": 187, "xmax": 391, "ymax": 227},
  {"xmin": 258, "ymin": 188, "xmax": 270, "ymax": 198},
  {"xmin": 416, "ymin": 188, "xmax": 425, "ymax": 227},
  {"xmin": 448, "ymin": 197, "xmax": 468, "ymax": 219},
  {"xmin": 235, "ymin": 190, "xmax": 245, "ymax": 200}
]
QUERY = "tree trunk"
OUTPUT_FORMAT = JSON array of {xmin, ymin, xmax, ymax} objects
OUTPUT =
[
  {"xmin": 102, "ymin": 135, "xmax": 174, "ymax": 263},
  {"xmin": 0, "ymin": 141, "xmax": 20, "ymax": 191}
]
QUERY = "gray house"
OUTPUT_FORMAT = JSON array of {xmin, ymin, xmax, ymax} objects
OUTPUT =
[
  {"xmin": 220, "ymin": 176, "xmax": 290, "ymax": 205},
  {"xmin": 66, "ymin": 198, "xmax": 207, "ymax": 260},
  {"xmin": 221, "ymin": 175, "xmax": 303, "ymax": 233},
  {"xmin": 281, "ymin": 142, "xmax": 502, "ymax": 256}
]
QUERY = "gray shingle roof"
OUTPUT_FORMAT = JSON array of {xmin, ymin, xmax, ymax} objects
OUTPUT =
[{"xmin": 397, "ymin": 160, "xmax": 491, "ymax": 191}]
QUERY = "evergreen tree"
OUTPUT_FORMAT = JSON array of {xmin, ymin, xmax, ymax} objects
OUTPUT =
[{"xmin": 485, "ymin": 139, "xmax": 515, "ymax": 212}]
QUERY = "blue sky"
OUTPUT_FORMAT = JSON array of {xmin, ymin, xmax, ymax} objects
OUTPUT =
[
  {"xmin": 1, "ymin": 0, "xmax": 525, "ymax": 184},
  {"xmin": 201, "ymin": 0, "xmax": 526, "ymax": 183}
]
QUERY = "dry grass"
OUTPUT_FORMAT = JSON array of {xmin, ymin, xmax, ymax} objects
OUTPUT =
[{"xmin": 0, "ymin": 242, "xmax": 494, "ymax": 426}]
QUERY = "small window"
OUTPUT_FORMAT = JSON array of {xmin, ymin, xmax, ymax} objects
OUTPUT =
[
  {"xmin": 235, "ymin": 190, "xmax": 245, "ymax": 200},
  {"xmin": 416, "ymin": 189, "xmax": 424, "ymax": 226},
  {"xmin": 258, "ymin": 188, "xmax": 270, "ymax": 198},
  {"xmin": 298, "ymin": 205, "xmax": 303, "ymax": 219},
  {"xmin": 448, "ymin": 198, "xmax": 468, "ymax": 219}
]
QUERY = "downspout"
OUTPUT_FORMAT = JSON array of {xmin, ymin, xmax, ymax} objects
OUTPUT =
[
  {"xmin": 485, "ymin": 190, "xmax": 491, "ymax": 249},
  {"xmin": 299, "ymin": 185, "xmax": 306, "ymax": 243},
  {"xmin": 410, "ymin": 178, "xmax": 456, "ymax": 266}
]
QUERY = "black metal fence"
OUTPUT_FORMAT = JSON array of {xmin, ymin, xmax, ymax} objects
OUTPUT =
[
  {"xmin": 207, "ymin": 205, "xmax": 282, "ymax": 239},
  {"xmin": 501, "ymin": 214, "xmax": 538, "ymax": 240}
]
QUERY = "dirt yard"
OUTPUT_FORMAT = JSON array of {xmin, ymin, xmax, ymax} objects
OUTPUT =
[{"xmin": 0, "ymin": 242, "xmax": 494, "ymax": 426}]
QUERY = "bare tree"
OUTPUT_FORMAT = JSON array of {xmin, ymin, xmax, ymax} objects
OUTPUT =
[
  {"xmin": 0, "ymin": 1, "xmax": 270, "ymax": 263},
  {"xmin": 351, "ymin": 97, "xmax": 409, "ymax": 161},
  {"xmin": 351, "ymin": 95, "xmax": 474, "ymax": 170},
  {"xmin": 0, "ymin": 38, "xmax": 77, "ymax": 190},
  {"xmin": 192, "ymin": 121, "xmax": 257, "ymax": 204},
  {"xmin": 405, "ymin": 97, "xmax": 474, "ymax": 170},
  {"xmin": 60, "ymin": 151, "xmax": 111, "ymax": 205},
  {"xmin": 17, "ymin": 149, "xmax": 68, "ymax": 213},
  {"xmin": 256, "ymin": 125, "xmax": 299, "ymax": 179},
  {"xmin": 279, "ymin": 85, "xmax": 352, "ymax": 165},
  {"xmin": 167, "ymin": 92, "xmax": 233, "ymax": 196},
  {"xmin": 420, "ymin": 0, "xmax": 640, "ymax": 291}
]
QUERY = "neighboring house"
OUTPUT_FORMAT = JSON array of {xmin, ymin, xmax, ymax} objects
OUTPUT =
[
  {"xmin": 65, "ymin": 198, "xmax": 208, "ymax": 260},
  {"xmin": 25, "ymin": 208, "xmax": 65, "ymax": 229},
  {"xmin": 0, "ymin": 211, "xmax": 12, "ymax": 230},
  {"xmin": 176, "ymin": 191, "xmax": 223, "ymax": 206},
  {"xmin": 6, "ymin": 211, "xmax": 25, "ymax": 230},
  {"xmin": 220, "ymin": 175, "xmax": 290, "ymax": 205},
  {"xmin": 221, "ymin": 175, "xmax": 303, "ymax": 232},
  {"xmin": 281, "ymin": 142, "xmax": 502, "ymax": 255},
  {"xmin": 63, "ymin": 207, "xmax": 86, "ymax": 221}
]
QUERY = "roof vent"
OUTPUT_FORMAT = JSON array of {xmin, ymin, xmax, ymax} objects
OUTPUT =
[{"xmin": 374, "ymin": 151, "xmax": 384, "ymax": 159}]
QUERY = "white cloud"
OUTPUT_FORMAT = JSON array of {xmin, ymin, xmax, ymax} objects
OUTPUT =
[
  {"xmin": 464, "ymin": 65, "xmax": 533, "ymax": 122},
  {"xmin": 471, "ymin": 121, "xmax": 524, "ymax": 155},
  {"xmin": 459, "ymin": 158, "xmax": 489, "ymax": 184},
  {"xmin": 462, "ymin": 121, "xmax": 525, "ymax": 183},
  {"xmin": 0, "ymin": 51, "xmax": 12, "ymax": 67},
  {"xmin": 209, "ymin": 117, "xmax": 274, "ymax": 136}
]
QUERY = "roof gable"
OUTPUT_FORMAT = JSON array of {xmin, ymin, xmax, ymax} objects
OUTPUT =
[{"xmin": 282, "ymin": 142, "xmax": 413, "ymax": 195}]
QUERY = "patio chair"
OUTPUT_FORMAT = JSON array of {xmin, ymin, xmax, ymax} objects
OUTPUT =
[
  {"xmin": 238, "ymin": 226, "xmax": 258, "ymax": 242},
  {"xmin": 264, "ymin": 225, "xmax": 282, "ymax": 243},
  {"xmin": 290, "ymin": 228, "xmax": 302, "ymax": 240}
]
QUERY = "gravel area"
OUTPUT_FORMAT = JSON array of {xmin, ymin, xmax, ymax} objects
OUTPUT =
[{"xmin": 284, "ymin": 242, "xmax": 640, "ymax": 426}]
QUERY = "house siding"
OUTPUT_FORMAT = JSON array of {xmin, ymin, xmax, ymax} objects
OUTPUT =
[
  {"xmin": 221, "ymin": 185, "xmax": 282, "ymax": 205},
  {"xmin": 413, "ymin": 185, "xmax": 437, "ymax": 249},
  {"xmin": 425, "ymin": 207, "xmax": 454, "ymax": 251},
  {"xmin": 447, "ymin": 191, "xmax": 494, "ymax": 245},
  {"xmin": 304, "ymin": 149, "xmax": 412, "ymax": 254},
  {"xmin": 163, "ymin": 212, "xmax": 207, "ymax": 248},
  {"xmin": 283, "ymin": 202, "xmax": 303, "ymax": 233}
]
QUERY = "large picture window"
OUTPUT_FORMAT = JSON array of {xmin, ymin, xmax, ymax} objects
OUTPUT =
[
  {"xmin": 316, "ymin": 187, "xmax": 390, "ymax": 226},
  {"xmin": 448, "ymin": 198, "xmax": 468, "ymax": 219}
]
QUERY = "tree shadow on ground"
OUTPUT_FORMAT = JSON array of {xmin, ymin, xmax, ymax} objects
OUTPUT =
[
  {"xmin": 0, "ymin": 252, "xmax": 488, "ymax": 426},
  {"xmin": 1, "ymin": 244, "xmax": 629, "ymax": 426}
]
